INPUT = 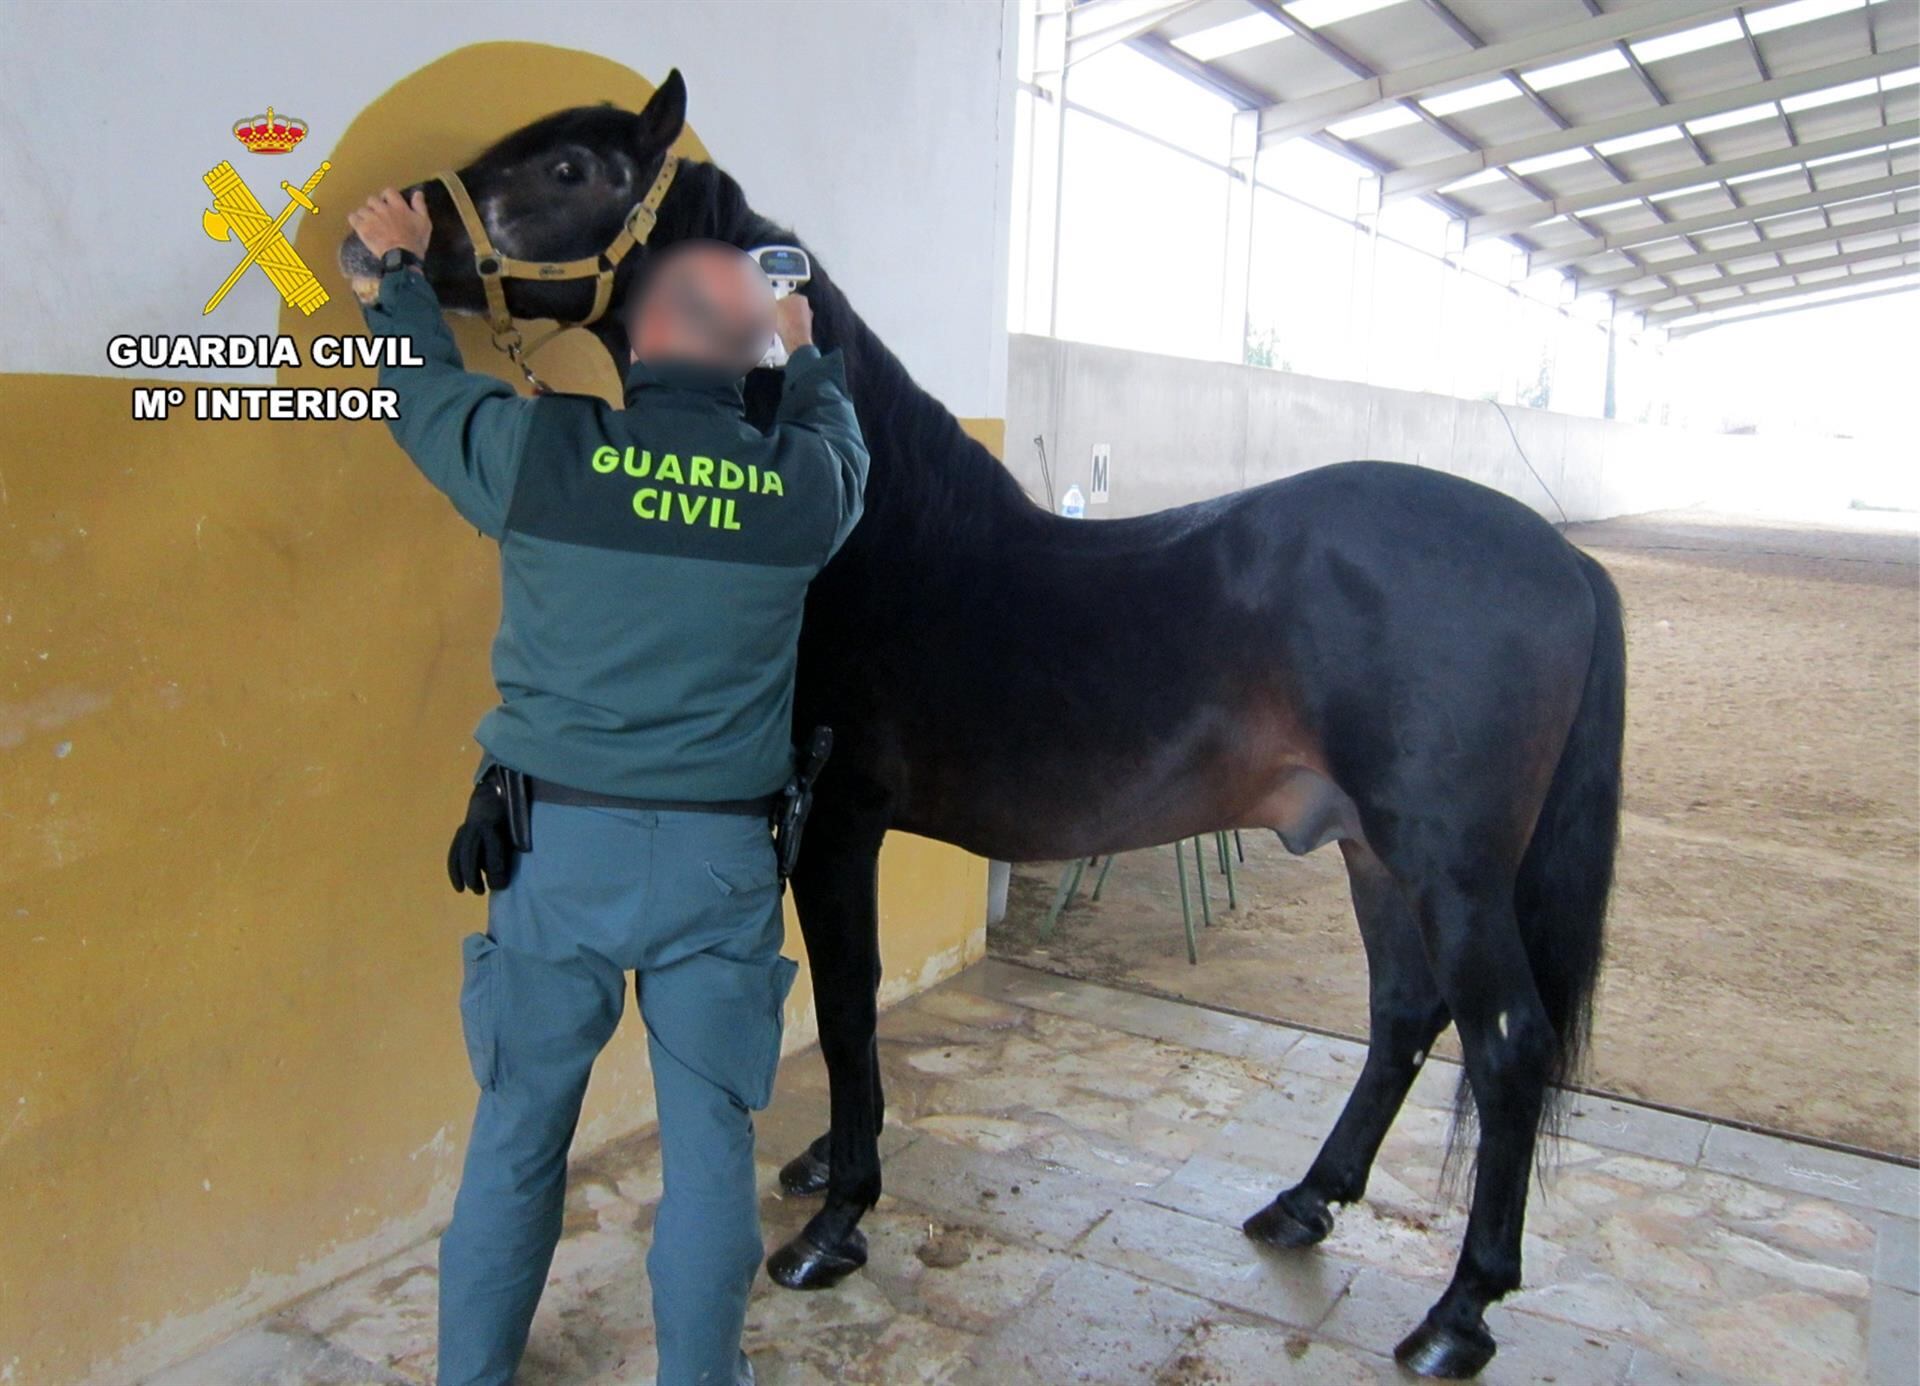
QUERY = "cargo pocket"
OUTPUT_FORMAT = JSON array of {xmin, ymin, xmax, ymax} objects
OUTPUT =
[
  {"xmin": 703, "ymin": 848, "xmax": 779, "ymax": 898},
  {"xmin": 458, "ymin": 932, "xmax": 501, "ymax": 1092},
  {"xmin": 642, "ymin": 951, "xmax": 799, "ymax": 1111}
]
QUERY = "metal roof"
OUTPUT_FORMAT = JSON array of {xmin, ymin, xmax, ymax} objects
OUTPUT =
[{"xmin": 1077, "ymin": 0, "xmax": 1919, "ymax": 335}]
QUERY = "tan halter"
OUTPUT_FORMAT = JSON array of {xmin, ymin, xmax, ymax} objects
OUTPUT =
[{"xmin": 433, "ymin": 153, "xmax": 680, "ymax": 389}]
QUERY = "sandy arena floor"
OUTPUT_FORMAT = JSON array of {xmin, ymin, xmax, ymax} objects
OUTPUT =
[
  {"xmin": 994, "ymin": 511, "xmax": 1920, "ymax": 1160},
  {"xmin": 155, "ymin": 962, "xmax": 1919, "ymax": 1385}
]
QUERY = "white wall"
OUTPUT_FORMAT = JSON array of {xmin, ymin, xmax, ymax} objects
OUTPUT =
[
  {"xmin": 1008, "ymin": 333, "xmax": 1912, "ymax": 524},
  {"xmin": 0, "ymin": 0, "xmax": 1016, "ymax": 417}
]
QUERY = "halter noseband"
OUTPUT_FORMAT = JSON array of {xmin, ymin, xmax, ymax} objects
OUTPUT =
[{"xmin": 432, "ymin": 153, "xmax": 681, "ymax": 390}]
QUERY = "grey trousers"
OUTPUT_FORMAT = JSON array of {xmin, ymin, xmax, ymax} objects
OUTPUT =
[{"xmin": 436, "ymin": 801, "xmax": 797, "ymax": 1386}]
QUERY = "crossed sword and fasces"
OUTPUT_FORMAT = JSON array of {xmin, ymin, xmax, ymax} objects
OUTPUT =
[{"xmin": 201, "ymin": 159, "xmax": 333, "ymax": 316}]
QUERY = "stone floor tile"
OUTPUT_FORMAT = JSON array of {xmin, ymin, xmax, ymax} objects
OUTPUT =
[
  {"xmin": 1562, "ymin": 1096, "xmax": 1711, "ymax": 1167},
  {"xmin": 964, "ymin": 1258, "xmax": 1219, "ymax": 1385},
  {"xmin": 141, "ymin": 1320, "xmax": 411, "ymax": 1386},
  {"xmin": 1156, "ymin": 1317, "xmax": 1400, "ymax": 1385},
  {"xmin": 951, "ymin": 961, "xmax": 1304, "ymax": 1067},
  {"xmin": 1317, "ymin": 1269, "xmax": 1634, "ymax": 1386},
  {"xmin": 1875, "ymin": 1213, "xmax": 1920, "ymax": 1294},
  {"xmin": 1223, "ymin": 1069, "xmax": 1355, "ymax": 1139},
  {"xmin": 1868, "ymin": 1283, "xmax": 1918, "ymax": 1386},
  {"xmin": 1144, "ymin": 1147, "xmax": 1322, "ymax": 1229},
  {"xmin": 1277, "ymin": 1031, "xmax": 1370, "ymax": 1086},
  {"xmin": 1619, "ymin": 1347, "xmax": 1748, "ymax": 1385},
  {"xmin": 157, "ymin": 964, "xmax": 1909, "ymax": 1386},
  {"xmin": 1699, "ymin": 1125, "xmax": 1920, "ymax": 1217},
  {"xmin": 856, "ymin": 1207, "xmax": 1060, "ymax": 1330},
  {"xmin": 882, "ymin": 1133, "xmax": 1122, "ymax": 1251},
  {"xmin": 1079, "ymin": 1196, "xmax": 1359, "ymax": 1327},
  {"xmin": 283, "ymin": 1242, "xmax": 440, "ymax": 1384}
]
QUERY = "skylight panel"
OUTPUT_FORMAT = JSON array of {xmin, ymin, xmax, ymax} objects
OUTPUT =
[
  {"xmin": 1630, "ymin": 18, "xmax": 1744, "ymax": 65},
  {"xmin": 1648, "ymin": 180, "xmax": 1722, "ymax": 202},
  {"xmin": 1525, "ymin": 50, "xmax": 1630, "ymax": 92},
  {"xmin": 1779, "ymin": 77, "xmax": 1882, "ymax": 113},
  {"xmin": 1287, "ymin": 0, "xmax": 1407, "ymax": 26},
  {"xmin": 1686, "ymin": 103, "xmax": 1778, "ymax": 135},
  {"xmin": 1578, "ymin": 197, "xmax": 1647, "ymax": 217},
  {"xmin": 1327, "ymin": 105, "xmax": 1422, "ymax": 139},
  {"xmin": 1510, "ymin": 148, "xmax": 1593, "ymax": 176},
  {"xmin": 1436, "ymin": 167, "xmax": 1508, "ymax": 193},
  {"xmin": 1422, "ymin": 77, "xmax": 1523, "ymax": 118},
  {"xmin": 1746, "ymin": 0, "xmax": 1867, "ymax": 38},
  {"xmin": 1596, "ymin": 125, "xmax": 1686, "ymax": 155},
  {"xmin": 1171, "ymin": 14, "xmax": 1288, "ymax": 62}
]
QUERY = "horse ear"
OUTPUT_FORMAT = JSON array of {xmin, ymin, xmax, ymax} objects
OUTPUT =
[{"xmin": 637, "ymin": 70, "xmax": 687, "ymax": 152}]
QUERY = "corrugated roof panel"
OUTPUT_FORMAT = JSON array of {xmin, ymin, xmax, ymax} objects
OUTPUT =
[{"xmin": 1298, "ymin": 1, "xmax": 1461, "ymax": 73}]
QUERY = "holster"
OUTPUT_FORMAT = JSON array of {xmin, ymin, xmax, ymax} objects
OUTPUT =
[
  {"xmin": 483, "ymin": 763, "xmax": 533, "ymax": 852},
  {"xmin": 774, "ymin": 727, "xmax": 833, "ymax": 881}
]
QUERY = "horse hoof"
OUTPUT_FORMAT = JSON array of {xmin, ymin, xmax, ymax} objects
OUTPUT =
[
  {"xmin": 1393, "ymin": 1317, "xmax": 1496, "ymax": 1379},
  {"xmin": 767, "ymin": 1228, "xmax": 867, "ymax": 1290},
  {"xmin": 779, "ymin": 1144, "xmax": 831, "ymax": 1197},
  {"xmin": 1242, "ymin": 1195, "xmax": 1333, "ymax": 1249}
]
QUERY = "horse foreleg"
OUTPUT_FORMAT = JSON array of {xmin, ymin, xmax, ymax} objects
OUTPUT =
[
  {"xmin": 765, "ymin": 807, "xmax": 887, "ymax": 1291},
  {"xmin": 1246, "ymin": 840, "xmax": 1449, "ymax": 1248}
]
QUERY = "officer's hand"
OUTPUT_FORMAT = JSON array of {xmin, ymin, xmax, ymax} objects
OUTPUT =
[
  {"xmin": 348, "ymin": 188, "xmax": 432, "ymax": 259},
  {"xmin": 447, "ymin": 780, "xmax": 514, "ymax": 894},
  {"xmin": 775, "ymin": 293, "xmax": 814, "ymax": 352}
]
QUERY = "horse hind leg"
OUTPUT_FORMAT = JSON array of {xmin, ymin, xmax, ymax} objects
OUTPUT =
[
  {"xmin": 1245, "ymin": 840, "xmax": 1448, "ymax": 1248},
  {"xmin": 1393, "ymin": 878, "xmax": 1556, "ymax": 1380}
]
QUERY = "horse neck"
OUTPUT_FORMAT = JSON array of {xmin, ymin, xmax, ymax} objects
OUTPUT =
[{"xmin": 675, "ymin": 163, "xmax": 1041, "ymax": 562}]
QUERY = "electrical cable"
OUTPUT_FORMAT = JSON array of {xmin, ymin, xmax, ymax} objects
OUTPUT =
[{"xmin": 1490, "ymin": 399, "xmax": 1570, "ymax": 528}]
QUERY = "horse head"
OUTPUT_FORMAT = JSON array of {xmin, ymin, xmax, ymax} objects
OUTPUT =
[{"xmin": 338, "ymin": 72, "xmax": 690, "ymax": 360}]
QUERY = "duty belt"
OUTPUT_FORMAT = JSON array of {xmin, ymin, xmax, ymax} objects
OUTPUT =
[{"xmin": 528, "ymin": 776, "xmax": 777, "ymax": 818}]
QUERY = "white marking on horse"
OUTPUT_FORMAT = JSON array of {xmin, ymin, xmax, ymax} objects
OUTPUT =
[
  {"xmin": 1497, "ymin": 1011, "xmax": 1510, "ymax": 1040},
  {"xmin": 1411, "ymin": 1049, "xmax": 1425, "ymax": 1068}
]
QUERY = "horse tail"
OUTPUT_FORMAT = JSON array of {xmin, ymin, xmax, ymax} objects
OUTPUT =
[{"xmin": 1517, "ymin": 549, "xmax": 1627, "ymax": 1133}]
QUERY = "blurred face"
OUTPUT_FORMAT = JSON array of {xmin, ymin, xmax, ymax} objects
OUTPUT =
[{"xmin": 626, "ymin": 243, "xmax": 775, "ymax": 377}]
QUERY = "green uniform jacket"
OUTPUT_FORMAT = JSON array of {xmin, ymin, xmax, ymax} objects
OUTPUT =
[{"xmin": 363, "ymin": 269, "xmax": 869, "ymax": 801}]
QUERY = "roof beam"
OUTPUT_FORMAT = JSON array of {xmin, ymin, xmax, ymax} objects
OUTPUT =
[
  {"xmin": 1391, "ymin": 45, "xmax": 1918, "ymax": 198},
  {"xmin": 1625, "ymin": 236, "xmax": 1919, "ymax": 304},
  {"xmin": 1578, "ymin": 209, "xmax": 1919, "ymax": 290},
  {"xmin": 1062, "ymin": 0, "xmax": 1210, "ymax": 69},
  {"xmin": 1664, "ymin": 278, "xmax": 1919, "ymax": 336},
  {"xmin": 1645, "ymin": 254, "xmax": 1920, "ymax": 316},
  {"xmin": 1467, "ymin": 120, "xmax": 1920, "ymax": 240},
  {"xmin": 1254, "ymin": 0, "xmax": 1750, "ymax": 147},
  {"xmin": 1533, "ymin": 170, "xmax": 1919, "ymax": 269}
]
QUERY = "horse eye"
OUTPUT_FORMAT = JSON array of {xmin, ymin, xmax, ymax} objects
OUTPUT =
[{"xmin": 553, "ymin": 161, "xmax": 584, "ymax": 184}]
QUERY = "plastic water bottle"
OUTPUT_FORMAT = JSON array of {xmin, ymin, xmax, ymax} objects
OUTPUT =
[{"xmin": 1060, "ymin": 485, "xmax": 1086, "ymax": 518}]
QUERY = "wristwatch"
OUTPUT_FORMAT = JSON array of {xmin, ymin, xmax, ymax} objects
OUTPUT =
[{"xmin": 381, "ymin": 247, "xmax": 423, "ymax": 275}]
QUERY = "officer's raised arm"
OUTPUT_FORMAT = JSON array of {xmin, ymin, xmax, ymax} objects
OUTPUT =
[
  {"xmin": 350, "ymin": 188, "xmax": 533, "ymax": 538},
  {"xmin": 770, "ymin": 292, "xmax": 869, "ymax": 561}
]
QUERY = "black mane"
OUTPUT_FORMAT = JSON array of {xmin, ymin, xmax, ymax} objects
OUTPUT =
[{"xmin": 663, "ymin": 160, "xmax": 1039, "ymax": 566}]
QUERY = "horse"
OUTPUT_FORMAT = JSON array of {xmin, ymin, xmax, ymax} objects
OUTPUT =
[{"xmin": 341, "ymin": 72, "xmax": 1626, "ymax": 1378}]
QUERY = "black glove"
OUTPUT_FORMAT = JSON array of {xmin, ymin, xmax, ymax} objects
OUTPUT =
[{"xmin": 447, "ymin": 779, "xmax": 514, "ymax": 894}]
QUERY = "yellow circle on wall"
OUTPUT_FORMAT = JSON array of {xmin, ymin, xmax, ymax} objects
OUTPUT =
[{"xmin": 283, "ymin": 42, "xmax": 710, "ymax": 402}]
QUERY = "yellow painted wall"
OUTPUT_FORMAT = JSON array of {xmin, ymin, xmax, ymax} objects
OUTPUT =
[{"xmin": 0, "ymin": 45, "xmax": 987, "ymax": 1385}]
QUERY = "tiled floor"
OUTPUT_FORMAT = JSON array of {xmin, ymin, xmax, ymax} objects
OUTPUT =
[{"xmin": 154, "ymin": 960, "xmax": 1919, "ymax": 1385}]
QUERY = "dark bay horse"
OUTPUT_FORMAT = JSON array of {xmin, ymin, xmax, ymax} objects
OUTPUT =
[{"xmin": 342, "ymin": 73, "xmax": 1626, "ymax": 1378}]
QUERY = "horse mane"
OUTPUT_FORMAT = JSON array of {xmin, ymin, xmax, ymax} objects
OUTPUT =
[{"xmin": 665, "ymin": 159, "xmax": 1039, "ymax": 562}]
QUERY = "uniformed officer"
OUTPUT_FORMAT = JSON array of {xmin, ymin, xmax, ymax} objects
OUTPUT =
[{"xmin": 346, "ymin": 189, "xmax": 870, "ymax": 1386}]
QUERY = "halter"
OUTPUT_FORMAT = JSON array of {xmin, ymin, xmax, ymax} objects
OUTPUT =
[{"xmin": 432, "ymin": 153, "xmax": 681, "ymax": 390}]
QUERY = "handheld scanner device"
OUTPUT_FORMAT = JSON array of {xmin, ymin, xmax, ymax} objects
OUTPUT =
[{"xmin": 751, "ymin": 244, "xmax": 812, "ymax": 368}]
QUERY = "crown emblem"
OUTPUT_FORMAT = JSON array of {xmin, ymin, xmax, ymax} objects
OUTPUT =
[{"xmin": 233, "ymin": 106, "xmax": 308, "ymax": 155}]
